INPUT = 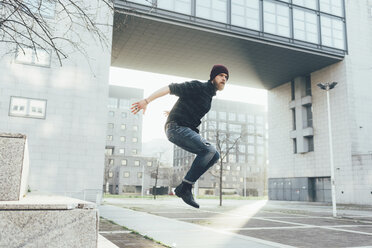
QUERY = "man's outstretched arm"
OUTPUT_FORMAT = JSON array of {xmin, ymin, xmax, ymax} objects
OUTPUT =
[{"xmin": 131, "ymin": 86, "xmax": 170, "ymax": 115}]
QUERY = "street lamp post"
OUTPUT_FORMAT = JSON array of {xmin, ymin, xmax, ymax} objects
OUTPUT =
[
  {"xmin": 317, "ymin": 82, "xmax": 338, "ymax": 217},
  {"xmin": 141, "ymin": 164, "xmax": 145, "ymax": 197},
  {"xmin": 244, "ymin": 164, "xmax": 247, "ymax": 197}
]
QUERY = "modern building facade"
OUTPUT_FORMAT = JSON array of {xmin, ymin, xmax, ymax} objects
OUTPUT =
[
  {"xmin": 0, "ymin": 1, "xmax": 113, "ymax": 202},
  {"xmin": 268, "ymin": 1, "xmax": 372, "ymax": 205},
  {"xmin": 112, "ymin": 0, "xmax": 372, "ymax": 205},
  {"xmin": 2, "ymin": 0, "xmax": 371, "ymax": 206},
  {"xmin": 104, "ymin": 85, "xmax": 171, "ymax": 195},
  {"xmin": 173, "ymin": 99, "xmax": 268, "ymax": 196}
]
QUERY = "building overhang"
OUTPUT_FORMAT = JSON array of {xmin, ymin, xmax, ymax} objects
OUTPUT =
[{"xmin": 112, "ymin": 5, "xmax": 345, "ymax": 90}]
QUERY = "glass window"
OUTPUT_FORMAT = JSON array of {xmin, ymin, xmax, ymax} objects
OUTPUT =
[
  {"xmin": 305, "ymin": 105, "xmax": 313, "ymax": 128},
  {"xmin": 134, "ymin": 160, "xmax": 140, "ymax": 166},
  {"xmin": 229, "ymin": 154, "xmax": 236, "ymax": 163},
  {"xmin": 121, "ymin": 159, "xmax": 127, "ymax": 166},
  {"xmin": 133, "ymin": 125, "xmax": 138, "ymax": 131},
  {"xmin": 257, "ymin": 146, "xmax": 264, "ymax": 154},
  {"xmin": 108, "ymin": 123, "xmax": 114, "ymax": 129},
  {"xmin": 239, "ymin": 155, "xmax": 245, "ymax": 163},
  {"xmin": 137, "ymin": 172, "xmax": 143, "ymax": 178},
  {"xmin": 307, "ymin": 136, "xmax": 314, "ymax": 152},
  {"xmin": 123, "ymin": 172, "xmax": 130, "ymax": 178},
  {"xmin": 229, "ymin": 124, "xmax": 241, "ymax": 132},
  {"xmin": 264, "ymin": 1, "xmax": 290, "ymax": 37},
  {"xmin": 108, "ymin": 111, "xmax": 114, "ymax": 117},
  {"xmin": 9, "ymin": 97, "xmax": 47, "ymax": 119},
  {"xmin": 293, "ymin": 8, "xmax": 318, "ymax": 44},
  {"xmin": 196, "ymin": 0, "xmax": 227, "ymax": 23},
  {"xmin": 105, "ymin": 147, "xmax": 113, "ymax": 155},
  {"xmin": 231, "ymin": 0, "xmax": 260, "ymax": 30},
  {"xmin": 238, "ymin": 113, "xmax": 245, "ymax": 122},
  {"xmin": 132, "ymin": 137, "xmax": 138, "ymax": 143},
  {"xmin": 157, "ymin": 0, "xmax": 192, "ymax": 15},
  {"xmin": 107, "ymin": 135, "xmax": 113, "ymax": 141},
  {"xmin": 292, "ymin": 0, "xmax": 317, "ymax": 10},
  {"xmin": 9, "ymin": 97, "xmax": 27, "ymax": 116},
  {"xmin": 248, "ymin": 155, "xmax": 255, "ymax": 162},
  {"xmin": 121, "ymin": 112, "xmax": 127, "ymax": 118},
  {"xmin": 120, "ymin": 136, "xmax": 125, "ymax": 142},
  {"xmin": 248, "ymin": 135, "xmax": 255, "ymax": 143},
  {"xmin": 239, "ymin": 144, "xmax": 246, "ymax": 153},
  {"xmin": 248, "ymin": 125, "xmax": 255, "ymax": 133},
  {"xmin": 119, "ymin": 148, "xmax": 125, "ymax": 154},
  {"xmin": 256, "ymin": 126, "xmax": 264, "ymax": 134},
  {"xmin": 147, "ymin": 161, "xmax": 152, "ymax": 167},
  {"xmin": 108, "ymin": 159, "xmax": 114, "ymax": 165},
  {"xmin": 247, "ymin": 115, "xmax": 254, "ymax": 123},
  {"xmin": 321, "ymin": 15, "xmax": 345, "ymax": 49},
  {"xmin": 15, "ymin": 46, "xmax": 51, "ymax": 67},
  {"xmin": 132, "ymin": 149, "xmax": 137, "ymax": 155},
  {"xmin": 208, "ymin": 121, "xmax": 217, "ymax": 129},
  {"xmin": 257, "ymin": 136, "xmax": 264, "ymax": 145},
  {"xmin": 128, "ymin": 0, "xmax": 152, "ymax": 6},
  {"xmin": 209, "ymin": 110, "xmax": 217, "ymax": 119},
  {"xmin": 219, "ymin": 111, "xmax": 227, "ymax": 120},
  {"xmin": 248, "ymin": 145, "xmax": 255, "ymax": 154},
  {"xmin": 228, "ymin": 112, "xmax": 236, "ymax": 121},
  {"xmin": 119, "ymin": 99, "xmax": 130, "ymax": 109},
  {"xmin": 320, "ymin": 0, "xmax": 343, "ymax": 17},
  {"xmin": 292, "ymin": 109, "xmax": 296, "ymax": 130},
  {"xmin": 256, "ymin": 115, "xmax": 264, "ymax": 125},
  {"xmin": 219, "ymin": 122, "xmax": 227, "ymax": 130},
  {"xmin": 305, "ymin": 75, "xmax": 312, "ymax": 96},
  {"xmin": 121, "ymin": 124, "xmax": 126, "ymax": 130},
  {"xmin": 108, "ymin": 98, "xmax": 118, "ymax": 108},
  {"xmin": 208, "ymin": 131, "xmax": 215, "ymax": 139},
  {"xmin": 257, "ymin": 156, "xmax": 264, "ymax": 164}
]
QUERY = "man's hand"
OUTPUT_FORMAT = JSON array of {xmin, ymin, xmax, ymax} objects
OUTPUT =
[{"xmin": 131, "ymin": 99, "xmax": 148, "ymax": 115}]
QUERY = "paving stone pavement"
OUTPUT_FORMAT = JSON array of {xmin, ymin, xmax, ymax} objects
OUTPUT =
[
  {"xmin": 99, "ymin": 217, "xmax": 169, "ymax": 248},
  {"xmin": 100, "ymin": 197, "xmax": 372, "ymax": 248}
]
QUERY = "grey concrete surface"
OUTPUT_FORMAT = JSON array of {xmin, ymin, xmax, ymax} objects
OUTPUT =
[{"xmin": 100, "ymin": 197, "xmax": 372, "ymax": 248}]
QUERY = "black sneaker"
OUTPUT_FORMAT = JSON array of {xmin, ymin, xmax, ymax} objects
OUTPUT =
[{"xmin": 175, "ymin": 182, "xmax": 200, "ymax": 209}]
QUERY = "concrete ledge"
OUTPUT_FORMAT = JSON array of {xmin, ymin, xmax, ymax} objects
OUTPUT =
[
  {"xmin": 0, "ymin": 194, "xmax": 96, "ymax": 210},
  {"xmin": 0, "ymin": 195, "xmax": 98, "ymax": 247},
  {"xmin": 0, "ymin": 133, "xmax": 29, "ymax": 201}
]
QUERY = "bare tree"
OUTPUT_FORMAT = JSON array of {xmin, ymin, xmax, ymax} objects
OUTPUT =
[
  {"xmin": 0, "ymin": 0, "xmax": 113, "ymax": 65},
  {"xmin": 103, "ymin": 156, "xmax": 114, "ymax": 194},
  {"xmin": 210, "ymin": 130, "xmax": 246, "ymax": 206}
]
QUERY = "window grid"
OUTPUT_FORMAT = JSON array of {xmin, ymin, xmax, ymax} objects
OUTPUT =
[{"xmin": 125, "ymin": 0, "xmax": 347, "ymax": 51}]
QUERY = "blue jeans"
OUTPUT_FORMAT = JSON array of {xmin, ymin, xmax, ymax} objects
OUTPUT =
[{"xmin": 165, "ymin": 122, "xmax": 220, "ymax": 183}]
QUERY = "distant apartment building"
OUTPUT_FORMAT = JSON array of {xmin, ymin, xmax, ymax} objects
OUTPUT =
[
  {"xmin": 104, "ymin": 85, "xmax": 171, "ymax": 195},
  {"xmin": 173, "ymin": 99, "xmax": 267, "ymax": 196}
]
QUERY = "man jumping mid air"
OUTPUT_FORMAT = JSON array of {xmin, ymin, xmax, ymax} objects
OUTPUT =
[{"xmin": 131, "ymin": 65, "xmax": 229, "ymax": 208}]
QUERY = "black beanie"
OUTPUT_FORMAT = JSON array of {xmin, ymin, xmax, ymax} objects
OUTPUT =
[{"xmin": 210, "ymin": 64, "xmax": 229, "ymax": 81}]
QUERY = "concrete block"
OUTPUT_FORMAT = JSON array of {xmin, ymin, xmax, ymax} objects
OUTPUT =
[
  {"xmin": 0, "ymin": 195, "xmax": 98, "ymax": 247},
  {"xmin": 0, "ymin": 133, "xmax": 29, "ymax": 201}
]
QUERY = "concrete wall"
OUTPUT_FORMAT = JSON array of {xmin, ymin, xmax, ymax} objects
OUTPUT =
[
  {"xmin": 0, "ymin": 1, "xmax": 113, "ymax": 198},
  {"xmin": 268, "ymin": 0, "xmax": 372, "ymax": 205}
]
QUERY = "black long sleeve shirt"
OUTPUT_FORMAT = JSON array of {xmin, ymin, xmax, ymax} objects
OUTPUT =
[{"xmin": 166, "ymin": 80, "xmax": 217, "ymax": 133}]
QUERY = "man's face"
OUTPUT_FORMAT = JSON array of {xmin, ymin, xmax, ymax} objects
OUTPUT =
[{"xmin": 212, "ymin": 73, "xmax": 228, "ymax": 91}]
